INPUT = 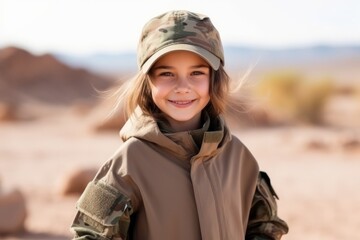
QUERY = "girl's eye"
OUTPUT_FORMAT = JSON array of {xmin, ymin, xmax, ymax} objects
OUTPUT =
[
  {"xmin": 159, "ymin": 72, "xmax": 174, "ymax": 77},
  {"xmin": 191, "ymin": 71, "xmax": 204, "ymax": 76}
]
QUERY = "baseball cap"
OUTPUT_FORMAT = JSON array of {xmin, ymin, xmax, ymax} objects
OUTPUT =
[{"xmin": 137, "ymin": 10, "xmax": 224, "ymax": 73}]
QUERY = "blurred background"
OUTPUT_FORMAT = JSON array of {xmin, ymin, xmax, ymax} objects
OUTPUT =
[{"xmin": 0, "ymin": 0, "xmax": 359, "ymax": 239}]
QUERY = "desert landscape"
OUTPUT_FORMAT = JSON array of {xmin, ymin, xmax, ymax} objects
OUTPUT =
[{"xmin": 0, "ymin": 46, "xmax": 360, "ymax": 240}]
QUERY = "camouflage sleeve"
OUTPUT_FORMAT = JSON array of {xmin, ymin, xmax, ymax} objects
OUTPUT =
[
  {"xmin": 245, "ymin": 171, "xmax": 289, "ymax": 240},
  {"xmin": 70, "ymin": 180, "xmax": 133, "ymax": 240}
]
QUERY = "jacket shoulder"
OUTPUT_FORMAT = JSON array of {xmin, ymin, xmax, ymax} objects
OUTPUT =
[{"xmin": 228, "ymin": 135, "xmax": 258, "ymax": 162}]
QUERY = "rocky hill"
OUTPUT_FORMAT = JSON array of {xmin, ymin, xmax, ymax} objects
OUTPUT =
[{"xmin": 0, "ymin": 46, "xmax": 114, "ymax": 106}]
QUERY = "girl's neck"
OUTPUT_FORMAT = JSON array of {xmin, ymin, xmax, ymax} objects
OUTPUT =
[
  {"xmin": 164, "ymin": 112, "xmax": 202, "ymax": 132},
  {"xmin": 169, "ymin": 122, "xmax": 200, "ymax": 132}
]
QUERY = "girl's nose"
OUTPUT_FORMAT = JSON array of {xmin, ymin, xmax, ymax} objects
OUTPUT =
[{"xmin": 174, "ymin": 77, "xmax": 190, "ymax": 93}]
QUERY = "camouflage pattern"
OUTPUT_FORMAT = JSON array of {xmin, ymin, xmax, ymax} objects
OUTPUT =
[
  {"xmin": 71, "ymin": 180, "xmax": 132, "ymax": 240},
  {"xmin": 246, "ymin": 172, "xmax": 289, "ymax": 240},
  {"xmin": 137, "ymin": 10, "xmax": 224, "ymax": 71}
]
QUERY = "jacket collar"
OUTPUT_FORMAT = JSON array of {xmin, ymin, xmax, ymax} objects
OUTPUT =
[{"xmin": 119, "ymin": 107, "xmax": 231, "ymax": 162}]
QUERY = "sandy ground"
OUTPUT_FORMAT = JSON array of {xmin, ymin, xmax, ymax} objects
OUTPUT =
[{"xmin": 1, "ymin": 111, "xmax": 360, "ymax": 240}]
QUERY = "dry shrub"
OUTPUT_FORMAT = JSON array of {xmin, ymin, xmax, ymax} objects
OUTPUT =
[
  {"xmin": 335, "ymin": 84, "xmax": 357, "ymax": 96},
  {"xmin": 254, "ymin": 71, "xmax": 334, "ymax": 125}
]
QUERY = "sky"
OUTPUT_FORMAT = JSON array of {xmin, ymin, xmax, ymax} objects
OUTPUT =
[{"xmin": 0, "ymin": 0, "xmax": 359, "ymax": 56}]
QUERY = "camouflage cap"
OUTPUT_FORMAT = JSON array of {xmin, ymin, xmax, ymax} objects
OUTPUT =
[{"xmin": 137, "ymin": 10, "xmax": 224, "ymax": 73}]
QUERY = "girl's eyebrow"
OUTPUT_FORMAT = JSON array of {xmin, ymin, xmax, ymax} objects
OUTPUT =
[
  {"xmin": 152, "ymin": 64, "xmax": 209, "ymax": 71},
  {"xmin": 152, "ymin": 65, "xmax": 173, "ymax": 71},
  {"xmin": 191, "ymin": 64, "xmax": 210, "ymax": 69}
]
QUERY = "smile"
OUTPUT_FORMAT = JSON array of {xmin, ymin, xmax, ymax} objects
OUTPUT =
[{"xmin": 168, "ymin": 99, "xmax": 196, "ymax": 107}]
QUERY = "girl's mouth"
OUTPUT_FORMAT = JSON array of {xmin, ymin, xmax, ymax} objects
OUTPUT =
[{"xmin": 168, "ymin": 99, "xmax": 195, "ymax": 107}]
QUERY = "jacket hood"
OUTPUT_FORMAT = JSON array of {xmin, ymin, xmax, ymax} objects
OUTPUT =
[{"xmin": 119, "ymin": 108, "xmax": 232, "ymax": 161}]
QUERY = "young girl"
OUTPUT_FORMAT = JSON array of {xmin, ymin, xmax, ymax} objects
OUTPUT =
[{"xmin": 71, "ymin": 10, "xmax": 289, "ymax": 240}]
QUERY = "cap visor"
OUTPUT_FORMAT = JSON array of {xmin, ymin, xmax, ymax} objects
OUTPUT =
[{"xmin": 141, "ymin": 44, "xmax": 221, "ymax": 73}]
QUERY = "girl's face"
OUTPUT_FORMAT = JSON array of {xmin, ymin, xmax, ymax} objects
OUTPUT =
[{"xmin": 149, "ymin": 50, "xmax": 211, "ymax": 132}]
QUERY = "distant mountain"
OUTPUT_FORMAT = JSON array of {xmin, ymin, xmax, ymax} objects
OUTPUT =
[
  {"xmin": 0, "ymin": 46, "xmax": 114, "ymax": 106},
  {"xmin": 54, "ymin": 45, "xmax": 360, "ymax": 77}
]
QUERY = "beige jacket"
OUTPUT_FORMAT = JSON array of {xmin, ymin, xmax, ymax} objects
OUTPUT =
[{"xmin": 71, "ymin": 110, "xmax": 280, "ymax": 240}]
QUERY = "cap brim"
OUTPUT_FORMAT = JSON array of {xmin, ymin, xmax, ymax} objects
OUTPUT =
[{"xmin": 141, "ymin": 44, "xmax": 221, "ymax": 73}]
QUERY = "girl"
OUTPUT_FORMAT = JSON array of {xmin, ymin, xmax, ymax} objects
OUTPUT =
[{"xmin": 71, "ymin": 10, "xmax": 288, "ymax": 240}]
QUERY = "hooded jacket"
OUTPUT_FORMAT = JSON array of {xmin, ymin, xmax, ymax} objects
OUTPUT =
[{"xmin": 71, "ymin": 110, "xmax": 288, "ymax": 240}]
